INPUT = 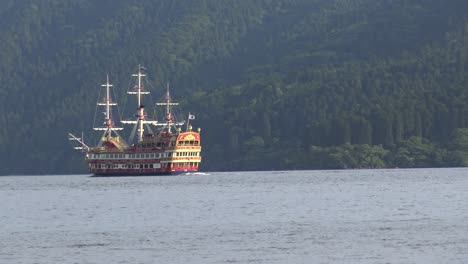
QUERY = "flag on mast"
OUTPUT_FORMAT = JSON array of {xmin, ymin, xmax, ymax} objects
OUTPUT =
[{"xmin": 188, "ymin": 114, "xmax": 195, "ymax": 120}]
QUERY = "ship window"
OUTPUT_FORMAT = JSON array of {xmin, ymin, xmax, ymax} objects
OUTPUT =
[
  {"xmin": 139, "ymin": 164, "xmax": 143, "ymax": 169},
  {"xmin": 178, "ymin": 141, "xmax": 183, "ymax": 145},
  {"xmin": 189, "ymin": 141, "xmax": 194, "ymax": 145},
  {"xmin": 194, "ymin": 141, "xmax": 199, "ymax": 146},
  {"xmin": 149, "ymin": 164, "xmax": 153, "ymax": 168},
  {"xmin": 144, "ymin": 164, "xmax": 148, "ymax": 168}
]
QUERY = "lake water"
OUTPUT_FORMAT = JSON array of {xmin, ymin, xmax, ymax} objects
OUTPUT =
[{"xmin": 1, "ymin": 169, "xmax": 467, "ymax": 263}]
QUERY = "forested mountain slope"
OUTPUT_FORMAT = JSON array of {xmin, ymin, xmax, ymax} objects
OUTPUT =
[{"xmin": 0, "ymin": 0, "xmax": 468, "ymax": 174}]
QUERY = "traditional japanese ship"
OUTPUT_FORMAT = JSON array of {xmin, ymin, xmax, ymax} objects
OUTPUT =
[{"xmin": 69, "ymin": 66, "xmax": 201, "ymax": 176}]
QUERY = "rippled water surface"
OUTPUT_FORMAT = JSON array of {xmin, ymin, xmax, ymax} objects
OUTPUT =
[{"xmin": 1, "ymin": 169, "xmax": 467, "ymax": 263}]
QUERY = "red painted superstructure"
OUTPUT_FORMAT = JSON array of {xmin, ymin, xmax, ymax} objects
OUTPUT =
[{"xmin": 87, "ymin": 131, "xmax": 202, "ymax": 176}]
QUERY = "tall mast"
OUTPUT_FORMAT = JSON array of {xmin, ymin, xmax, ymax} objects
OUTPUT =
[
  {"xmin": 105, "ymin": 75, "xmax": 111, "ymax": 133},
  {"xmin": 122, "ymin": 65, "xmax": 155, "ymax": 143},
  {"xmin": 134, "ymin": 64, "xmax": 144, "ymax": 107},
  {"xmin": 135, "ymin": 65, "xmax": 145, "ymax": 142},
  {"xmin": 94, "ymin": 75, "xmax": 123, "ymax": 135},
  {"xmin": 156, "ymin": 82, "xmax": 179, "ymax": 133}
]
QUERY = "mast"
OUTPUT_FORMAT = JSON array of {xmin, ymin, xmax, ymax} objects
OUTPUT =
[
  {"xmin": 156, "ymin": 82, "xmax": 180, "ymax": 133},
  {"xmin": 135, "ymin": 65, "xmax": 145, "ymax": 142},
  {"xmin": 121, "ymin": 65, "xmax": 158, "ymax": 143},
  {"xmin": 94, "ymin": 75, "xmax": 123, "ymax": 135},
  {"xmin": 105, "ymin": 75, "xmax": 111, "ymax": 135}
]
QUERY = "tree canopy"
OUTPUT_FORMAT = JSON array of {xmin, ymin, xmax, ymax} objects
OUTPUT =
[{"xmin": 0, "ymin": 0, "xmax": 468, "ymax": 174}]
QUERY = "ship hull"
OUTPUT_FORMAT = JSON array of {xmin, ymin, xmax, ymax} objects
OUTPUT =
[{"xmin": 92, "ymin": 170, "xmax": 195, "ymax": 177}]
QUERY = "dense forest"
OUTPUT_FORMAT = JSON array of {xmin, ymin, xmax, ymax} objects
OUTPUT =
[{"xmin": 1, "ymin": 0, "xmax": 468, "ymax": 175}]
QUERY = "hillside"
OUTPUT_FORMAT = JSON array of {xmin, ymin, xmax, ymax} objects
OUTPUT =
[{"xmin": 1, "ymin": 0, "xmax": 468, "ymax": 174}]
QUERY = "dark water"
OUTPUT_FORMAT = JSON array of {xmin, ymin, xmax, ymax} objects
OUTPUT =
[{"xmin": 1, "ymin": 169, "xmax": 467, "ymax": 263}]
